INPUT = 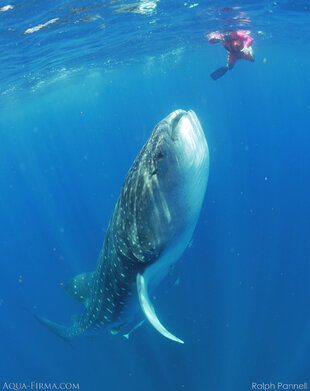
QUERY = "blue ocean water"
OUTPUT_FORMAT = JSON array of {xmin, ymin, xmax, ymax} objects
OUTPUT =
[{"xmin": 1, "ymin": 1, "xmax": 310, "ymax": 390}]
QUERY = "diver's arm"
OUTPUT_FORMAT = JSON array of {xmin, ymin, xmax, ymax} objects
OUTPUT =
[
  {"xmin": 235, "ymin": 30, "xmax": 253, "ymax": 48},
  {"xmin": 207, "ymin": 32, "xmax": 223, "ymax": 44},
  {"xmin": 243, "ymin": 35, "xmax": 253, "ymax": 48}
]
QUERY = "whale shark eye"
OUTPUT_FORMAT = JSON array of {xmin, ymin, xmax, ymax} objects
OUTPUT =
[{"xmin": 155, "ymin": 150, "xmax": 164, "ymax": 159}]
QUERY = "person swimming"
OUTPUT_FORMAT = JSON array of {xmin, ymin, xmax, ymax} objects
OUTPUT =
[{"xmin": 208, "ymin": 30, "xmax": 254, "ymax": 80}]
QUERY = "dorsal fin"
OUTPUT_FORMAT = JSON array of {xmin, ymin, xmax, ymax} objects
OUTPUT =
[{"xmin": 64, "ymin": 272, "xmax": 94, "ymax": 307}]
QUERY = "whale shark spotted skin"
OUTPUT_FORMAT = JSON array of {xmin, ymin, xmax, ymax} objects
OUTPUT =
[{"xmin": 36, "ymin": 109, "xmax": 209, "ymax": 344}]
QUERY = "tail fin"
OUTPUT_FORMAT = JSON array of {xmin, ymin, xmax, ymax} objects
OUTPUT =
[
  {"xmin": 34, "ymin": 314, "xmax": 74, "ymax": 340},
  {"xmin": 210, "ymin": 66, "xmax": 228, "ymax": 80}
]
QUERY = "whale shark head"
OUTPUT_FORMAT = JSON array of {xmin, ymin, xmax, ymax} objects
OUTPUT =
[
  {"xmin": 129, "ymin": 109, "xmax": 209, "ymax": 281},
  {"xmin": 148, "ymin": 109, "xmax": 209, "ymax": 239},
  {"xmin": 165, "ymin": 109, "xmax": 207, "ymax": 179}
]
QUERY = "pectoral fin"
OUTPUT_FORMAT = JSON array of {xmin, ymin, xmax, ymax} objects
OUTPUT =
[{"xmin": 136, "ymin": 273, "xmax": 184, "ymax": 344}]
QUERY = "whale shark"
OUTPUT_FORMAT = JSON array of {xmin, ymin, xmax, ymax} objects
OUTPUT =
[{"xmin": 36, "ymin": 109, "xmax": 209, "ymax": 344}]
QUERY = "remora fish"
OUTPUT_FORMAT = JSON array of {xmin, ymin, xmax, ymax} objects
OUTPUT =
[{"xmin": 36, "ymin": 109, "xmax": 209, "ymax": 344}]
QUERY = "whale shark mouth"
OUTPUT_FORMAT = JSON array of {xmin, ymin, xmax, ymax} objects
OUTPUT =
[
  {"xmin": 169, "ymin": 111, "xmax": 184, "ymax": 139},
  {"xmin": 168, "ymin": 109, "xmax": 206, "ymax": 171},
  {"xmin": 170, "ymin": 110, "xmax": 202, "ymax": 142}
]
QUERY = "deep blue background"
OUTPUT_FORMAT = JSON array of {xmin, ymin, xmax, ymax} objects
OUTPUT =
[{"xmin": 0, "ymin": 41, "xmax": 310, "ymax": 390}]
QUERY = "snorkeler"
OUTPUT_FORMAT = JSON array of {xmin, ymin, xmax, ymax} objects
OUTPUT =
[{"xmin": 208, "ymin": 30, "xmax": 254, "ymax": 80}]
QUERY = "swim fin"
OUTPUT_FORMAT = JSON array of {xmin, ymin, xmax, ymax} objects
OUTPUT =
[{"xmin": 210, "ymin": 66, "xmax": 228, "ymax": 80}]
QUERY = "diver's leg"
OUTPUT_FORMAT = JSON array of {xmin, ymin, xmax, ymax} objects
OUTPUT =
[
  {"xmin": 210, "ymin": 52, "xmax": 237, "ymax": 80},
  {"xmin": 227, "ymin": 53, "xmax": 237, "ymax": 69}
]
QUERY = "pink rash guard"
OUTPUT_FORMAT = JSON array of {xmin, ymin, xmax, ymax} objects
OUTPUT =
[
  {"xmin": 230, "ymin": 30, "xmax": 253, "ymax": 47},
  {"xmin": 208, "ymin": 30, "xmax": 253, "ymax": 48}
]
